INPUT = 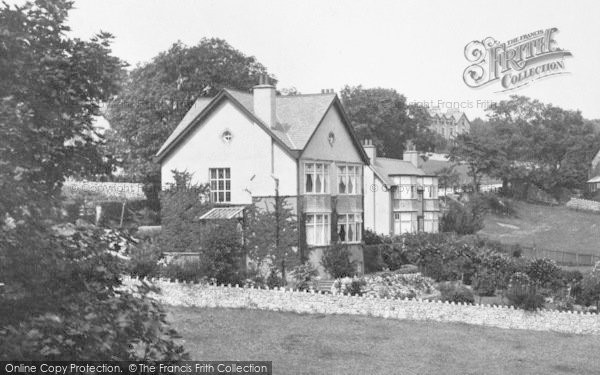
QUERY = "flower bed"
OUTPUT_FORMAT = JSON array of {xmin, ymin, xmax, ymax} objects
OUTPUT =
[{"xmin": 363, "ymin": 270, "xmax": 439, "ymax": 300}]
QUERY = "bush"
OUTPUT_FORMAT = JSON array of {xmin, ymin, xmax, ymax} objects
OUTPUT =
[
  {"xmin": 266, "ymin": 269, "xmax": 287, "ymax": 289},
  {"xmin": 199, "ymin": 221, "xmax": 245, "ymax": 285},
  {"xmin": 129, "ymin": 240, "xmax": 163, "ymax": 278},
  {"xmin": 440, "ymin": 200, "xmax": 484, "ymax": 235},
  {"xmin": 331, "ymin": 277, "xmax": 366, "ymax": 296},
  {"xmin": 288, "ymin": 263, "xmax": 317, "ymax": 291},
  {"xmin": 160, "ymin": 260, "xmax": 204, "ymax": 283},
  {"xmin": 526, "ymin": 258, "xmax": 561, "ymax": 289},
  {"xmin": 363, "ymin": 270, "xmax": 437, "ymax": 299},
  {"xmin": 438, "ymin": 282, "xmax": 475, "ymax": 304},
  {"xmin": 321, "ymin": 244, "xmax": 356, "ymax": 278},
  {"xmin": 505, "ymin": 272, "xmax": 545, "ymax": 311},
  {"xmin": 580, "ymin": 262, "xmax": 600, "ymax": 309}
]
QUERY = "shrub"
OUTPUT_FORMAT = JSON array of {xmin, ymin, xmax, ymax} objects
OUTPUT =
[
  {"xmin": 129, "ymin": 240, "xmax": 163, "ymax": 278},
  {"xmin": 505, "ymin": 272, "xmax": 545, "ymax": 311},
  {"xmin": 199, "ymin": 221, "xmax": 245, "ymax": 285},
  {"xmin": 331, "ymin": 277, "xmax": 366, "ymax": 296},
  {"xmin": 526, "ymin": 258, "xmax": 561, "ymax": 289},
  {"xmin": 288, "ymin": 263, "xmax": 318, "ymax": 291},
  {"xmin": 160, "ymin": 260, "xmax": 204, "ymax": 283},
  {"xmin": 363, "ymin": 244, "xmax": 387, "ymax": 273},
  {"xmin": 363, "ymin": 271, "xmax": 437, "ymax": 299},
  {"xmin": 472, "ymin": 271, "xmax": 497, "ymax": 299},
  {"xmin": 266, "ymin": 269, "xmax": 287, "ymax": 289},
  {"xmin": 438, "ymin": 282, "xmax": 475, "ymax": 304},
  {"xmin": 321, "ymin": 244, "xmax": 356, "ymax": 278},
  {"xmin": 580, "ymin": 262, "xmax": 600, "ymax": 309},
  {"xmin": 440, "ymin": 200, "xmax": 484, "ymax": 235}
]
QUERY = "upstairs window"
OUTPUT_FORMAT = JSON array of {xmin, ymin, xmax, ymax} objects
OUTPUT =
[
  {"xmin": 209, "ymin": 168, "xmax": 231, "ymax": 203},
  {"xmin": 338, "ymin": 164, "xmax": 361, "ymax": 194},
  {"xmin": 305, "ymin": 162, "xmax": 329, "ymax": 194}
]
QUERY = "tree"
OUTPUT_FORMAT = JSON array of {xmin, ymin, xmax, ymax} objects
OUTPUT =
[
  {"xmin": 449, "ymin": 133, "xmax": 504, "ymax": 192},
  {"xmin": 461, "ymin": 96, "xmax": 600, "ymax": 195},
  {"xmin": 105, "ymin": 38, "xmax": 273, "ymax": 206},
  {"xmin": 0, "ymin": 0, "xmax": 185, "ymax": 360},
  {"xmin": 340, "ymin": 86, "xmax": 414, "ymax": 159},
  {"xmin": 245, "ymin": 190, "xmax": 299, "ymax": 280}
]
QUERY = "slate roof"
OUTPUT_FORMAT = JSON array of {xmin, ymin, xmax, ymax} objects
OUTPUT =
[
  {"xmin": 156, "ymin": 89, "xmax": 339, "ymax": 158},
  {"xmin": 156, "ymin": 97, "xmax": 212, "ymax": 156},
  {"xmin": 374, "ymin": 157, "xmax": 426, "ymax": 176},
  {"xmin": 419, "ymin": 158, "xmax": 500, "ymax": 185},
  {"xmin": 225, "ymin": 89, "xmax": 336, "ymax": 150}
]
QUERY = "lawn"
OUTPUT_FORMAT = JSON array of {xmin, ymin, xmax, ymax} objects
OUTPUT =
[
  {"xmin": 479, "ymin": 200, "xmax": 600, "ymax": 255},
  {"xmin": 168, "ymin": 306, "xmax": 600, "ymax": 375}
]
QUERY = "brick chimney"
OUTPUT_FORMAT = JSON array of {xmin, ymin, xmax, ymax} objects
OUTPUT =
[
  {"xmin": 362, "ymin": 139, "xmax": 376, "ymax": 164},
  {"xmin": 253, "ymin": 75, "xmax": 276, "ymax": 127},
  {"xmin": 403, "ymin": 140, "xmax": 419, "ymax": 167}
]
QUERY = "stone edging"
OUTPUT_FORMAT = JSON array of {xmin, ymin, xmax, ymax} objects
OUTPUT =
[{"xmin": 122, "ymin": 277, "xmax": 600, "ymax": 335}]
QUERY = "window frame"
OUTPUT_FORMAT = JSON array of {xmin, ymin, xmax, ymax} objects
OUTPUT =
[
  {"xmin": 337, "ymin": 213, "xmax": 363, "ymax": 244},
  {"xmin": 304, "ymin": 162, "xmax": 330, "ymax": 194},
  {"xmin": 209, "ymin": 167, "xmax": 231, "ymax": 203},
  {"xmin": 337, "ymin": 163, "xmax": 362, "ymax": 195},
  {"xmin": 305, "ymin": 213, "xmax": 331, "ymax": 246}
]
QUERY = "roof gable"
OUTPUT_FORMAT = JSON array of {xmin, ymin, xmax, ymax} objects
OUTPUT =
[
  {"xmin": 155, "ymin": 90, "xmax": 299, "ymax": 161},
  {"xmin": 156, "ymin": 88, "xmax": 368, "ymax": 163}
]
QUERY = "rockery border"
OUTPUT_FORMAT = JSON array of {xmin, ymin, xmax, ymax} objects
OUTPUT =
[{"xmin": 122, "ymin": 277, "xmax": 600, "ymax": 335}]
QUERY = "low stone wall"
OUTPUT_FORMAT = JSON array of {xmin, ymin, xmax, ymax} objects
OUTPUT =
[
  {"xmin": 122, "ymin": 277, "xmax": 600, "ymax": 335},
  {"xmin": 566, "ymin": 198, "xmax": 600, "ymax": 213}
]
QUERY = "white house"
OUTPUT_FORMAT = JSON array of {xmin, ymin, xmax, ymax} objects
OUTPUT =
[
  {"xmin": 155, "ymin": 78, "xmax": 369, "ymax": 274},
  {"xmin": 363, "ymin": 141, "xmax": 440, "ymax": 236}
]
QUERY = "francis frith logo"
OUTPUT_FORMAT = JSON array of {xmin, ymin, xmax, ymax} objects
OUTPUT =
[{"xmin": 463, "ymin": 28, "xmax": 572, "ymax": 92}]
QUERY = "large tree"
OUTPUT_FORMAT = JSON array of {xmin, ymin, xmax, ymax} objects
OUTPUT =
[
  {"xmin": 105, "ymin": 39, "xmax": 273, "ymax": 206},
  {"xmin": 450, "ymin": 96, "xmax": 600, "ymax": 195},
  {"xmin": 0, "ymin": 0, "xmax": 185, "ymax": 360}
]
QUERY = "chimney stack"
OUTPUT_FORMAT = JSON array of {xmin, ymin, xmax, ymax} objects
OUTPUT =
[
  {"xmin": 403, "ymin": 140, "xmax": 419, "ymax": 168},
  {"xmin": 362, "ymin": 139, "xmax": 376, "ymax": 164},
  {"xmin": 253, "ymin": 74, "xmax": 276, "ymax": 127}
]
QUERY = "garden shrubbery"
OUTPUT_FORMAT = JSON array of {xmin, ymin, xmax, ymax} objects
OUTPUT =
[
  {"xmin": 438, "ymin": 282, "xmax": 475, "ymax": 304},
  {"xmin": 321, "ymin": 244, "xmax": 357, "ymax": 278}
]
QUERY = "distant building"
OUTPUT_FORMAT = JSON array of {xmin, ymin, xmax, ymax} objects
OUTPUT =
[
  {"xmin": 427, "ymin": 108, "xmax": 470, "ymax": 140},
  {"xmin": 362, "ymin": 141, "xmax": 440, "ymax": 236},
  {"xmin": 587, "ymin": 148, "xmax": 600, "ymax": 193}
]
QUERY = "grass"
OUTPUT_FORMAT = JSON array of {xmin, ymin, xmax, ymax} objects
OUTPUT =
[
  {"xmin": 168, "ymin": 306, "xmax": 600, "ymax": 375},
  {"xmin": 479, "ymin": 200, "xmax": 600, "ymax": 256}
]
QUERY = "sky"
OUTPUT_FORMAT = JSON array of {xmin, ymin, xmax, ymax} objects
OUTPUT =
[{"xmin": 49, "ymin": 0, "xmax": 600, "ymax": 120}]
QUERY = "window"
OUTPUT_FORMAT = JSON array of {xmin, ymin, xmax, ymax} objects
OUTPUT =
[
  {"xmin": 209, "ymin": 168, "xmax": 231, "ymax": 203},
  {"xmin": 338, "ymin": 164, "xmax": 361, "ymax": 195},
  {"xmin": 222, "ymin": 130, "xmax": 232, "ymax": 143},
  {"xmin": 305, "ymin": 162, "xmax": 329, "ymax": 194},
  {"xmin": 306, "ymin": 213, "xmax": 330, "ymax": 246},
  {"xmin": 394, "ymin": 212, "xmax": 416, "ymax": 234},
  {"xmin": 337, "ymin": 213, "xmax": 362, "ymax": 243},
  {"xmin": 424, "ymin": 212, "xmax": 439, "ymax": 233}
]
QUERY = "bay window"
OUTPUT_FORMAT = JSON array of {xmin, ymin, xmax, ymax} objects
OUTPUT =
[
  {"xmin": 337, "ymin": 213, "xmax": 362, "ymax": 243},
  {"xmin": 305, "ymin": 213, "xmax": 330, "ymax": 246},
  {"xmin": 305, "ymin": 162, "xmax": 329, "ymax": 194},
  {"xmin": 338, "ymin": 164, "xmax": 361, "ymax": 195},
  {"xmin": 394, "ymin": 212, "xmax": 416, "ymax": 234}
]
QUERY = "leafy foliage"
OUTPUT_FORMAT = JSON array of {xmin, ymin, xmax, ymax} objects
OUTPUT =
[
  {"xmin": 105, "ymin": 38, "xmax": 273, "ymax": 201},
  {"xmin": 340, "ymin": 86, "xmax": 443, "ymax": 158},
  {"xmin": 438, "ymin": 282, "xmax": 475, "ymax": 304},
  {"xmin": 245, "ymin": 196, "xmax": 299, "ymax": 279},
  {"xmin": 0, "ymin": 1, "xmax": 185, "ymax": 361},
  {"xmin": 321, "ymin": 244, "xmax": 357, "ymax": 278}
]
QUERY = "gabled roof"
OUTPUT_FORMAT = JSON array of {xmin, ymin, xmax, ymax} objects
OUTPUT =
[
  {"xmin": 374, "ymin": 157, "xmax": 426, "ymax": 177},
  {"xmin": 155, "ymin": 88, "xmax": 368, "ymax": 163}
]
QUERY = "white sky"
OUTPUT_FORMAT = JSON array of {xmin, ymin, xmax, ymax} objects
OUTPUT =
[{"xmin": 40, "ymin": 0, "xmax": 600, "ymax": 119}]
